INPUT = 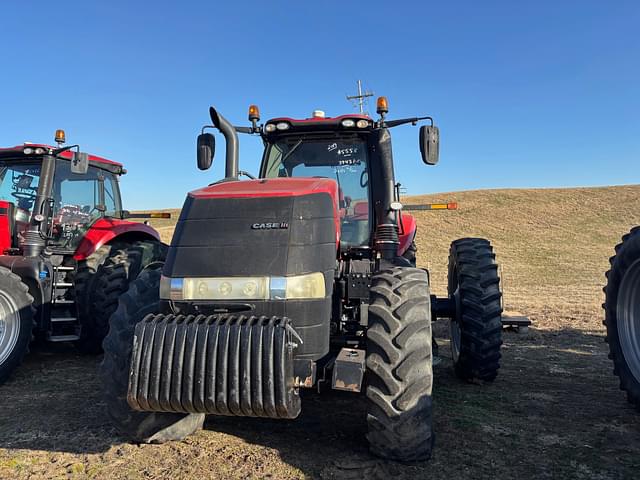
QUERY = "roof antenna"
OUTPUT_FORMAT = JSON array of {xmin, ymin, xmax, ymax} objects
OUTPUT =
[{"xmin": 346, "ymin": 80, "xmax": 374, "ymax": 115}]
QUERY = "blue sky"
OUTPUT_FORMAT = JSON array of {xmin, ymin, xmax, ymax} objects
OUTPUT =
[{"xmin": 1, "ymin": 1, "xmax": 638, "ymax": 209}]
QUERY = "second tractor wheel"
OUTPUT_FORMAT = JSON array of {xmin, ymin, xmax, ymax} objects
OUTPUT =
[
  {"xmin": 604, "ymin": 226, "xmax": 640, "ymax": 408},
  {"xmin": 0, "ymin": 267, "xmax": 35, "ymax": 385},
  {"xmin": 75, "ymin": 244, "xmax": 119, "ymax": 353},
  {"xmin": 100, "ymin": 267, "xmax": 205, "ymax": 442},
  {"xmin": 78, "ymin": 240, "xmax": 167, "ymax": 354},
  {"xmin": 366, "ymin": 267, "xmax": 434, "ymax": 462},
  {"xmin": 448, "ymin": 238, "xmax": 503, "ymax": 382}
]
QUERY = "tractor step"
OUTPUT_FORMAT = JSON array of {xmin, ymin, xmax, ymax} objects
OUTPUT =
[
  {"xmin": 47, "ymin": 334, "xmax": 80, "ymax": 342},
  {"xmin": 53, "ymin": 299, "xmax": 74, "ymax": 305},
  {"xmin": 50, "ymin": 317, "xmax": 77, "ymax": 323}
]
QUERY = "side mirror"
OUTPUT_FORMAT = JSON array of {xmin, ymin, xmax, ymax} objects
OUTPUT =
[
  {"xmin": 197, "ymin": 133, "xmax": 215, "ymax": 170},
  {"xmin": 419, "ymin": 125, "xmax": 439, "ymax": 165},
  {"xmin": 71, "ymin": 151, "xmax": 89, "ymax": 174}
]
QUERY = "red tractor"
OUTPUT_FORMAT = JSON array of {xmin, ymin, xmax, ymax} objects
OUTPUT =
[
  {"xmin": 101, "ymin": 99, "xmax": 503, "ymax": 461},
  {"xmin": 0, "ymin": 131, "xmax": 167, "ymax": 385}
]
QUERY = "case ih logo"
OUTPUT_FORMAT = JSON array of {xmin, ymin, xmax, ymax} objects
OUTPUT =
[{"xmin": 251, "ymin": 222, "xmax": 289, "ymax": 230}]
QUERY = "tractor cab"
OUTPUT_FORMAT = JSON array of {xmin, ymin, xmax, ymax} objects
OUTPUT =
[
  {"xmin": 0, "ymin": 138, "xmax": 125, "ymax": 254},
  {"xmin": 260, "ymin": 112, "xmax": 373, "ymax": 249}
]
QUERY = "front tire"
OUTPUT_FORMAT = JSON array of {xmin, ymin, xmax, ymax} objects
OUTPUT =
[
  {"xmin": 0, "ymin": 267, "xmax": 34, "ymax": 385},
  {"xmin": 366, "ymin": 267, "xmax": 434, "ymax": 462},
  {"xmin": 100, "ymin": 267, "xmax": 204, "ymax": 442},
  {"xmin": 448, "ymin": 238, "xmax": 503, "ymax": 382},
  {"xmin": 604, "ymin": 227, "xmax": 640, "ymax": 408}
]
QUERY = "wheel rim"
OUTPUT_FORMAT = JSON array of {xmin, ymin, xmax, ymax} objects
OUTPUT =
[
  {"xmin": 618, "ymin": 258, "xmax": 640, "ymax": 381},
  {"xmin": 450, "ymin": 279, "xmax": 462, "ymax": 363},
  {"xmin": 0, "ymin": 290, "xmax": 21, "ymax": 366}
]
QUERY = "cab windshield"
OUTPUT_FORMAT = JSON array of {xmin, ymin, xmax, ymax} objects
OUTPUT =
[
  {"xmin": 0, "ymin": 162, "xmax": 41, "ymax": 212},
  {"xmin": 263, "ymin": 135, "xmax": 370, "ymax": 247}
]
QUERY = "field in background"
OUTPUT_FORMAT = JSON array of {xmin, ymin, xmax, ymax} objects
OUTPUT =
[{"xmin": 1, "ymin": 185, "xmax": 639, "ymax": 479}]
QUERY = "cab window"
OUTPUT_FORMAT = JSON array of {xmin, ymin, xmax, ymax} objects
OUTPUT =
[
  {"xmin": 263, "ymin": 136, "xmax": 371, "ymax": 247},
  {"xmin": 49, "ymin": 160, "xmax": 120, "ymax": 248}
]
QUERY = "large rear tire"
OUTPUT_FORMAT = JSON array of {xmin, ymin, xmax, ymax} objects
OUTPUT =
[
  {"xmin": 75, "ymin": 244, "xmax": 118, "ymax": 353},
  {"xmin": 78, "ymin": 240, "xmax": 167, "ymax": 354},
  {"xmin": 604, "ymin": 227, "xmax": 640, "ymax": 408},
  {"xmin": 0, "ymin": 267, "xmax": 35, "ymax": 385},
  {"xmin": 448, "ymin": 238, "xmax": 503, "ymax": 382},
  {"xmin": 100, "ymin": 267, "xmax": 205, "ymax": 442},
  {"xmin": 366, "ymin": 267, "xmax": 434, "ymax": 462}
]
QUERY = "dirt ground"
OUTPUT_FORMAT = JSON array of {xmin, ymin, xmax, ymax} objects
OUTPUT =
[{"xmin": 1, "ymin": 185, "xmax": 639, "ymax": 479}]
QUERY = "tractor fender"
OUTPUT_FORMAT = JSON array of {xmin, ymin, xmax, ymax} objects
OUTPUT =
[
  {"xmin": 74, "ymin": 218, "xmax": 161, "ymax": 261},
  {"xmin": 397, "ymin": 213, "xmax": 417, "ymax": 256}
]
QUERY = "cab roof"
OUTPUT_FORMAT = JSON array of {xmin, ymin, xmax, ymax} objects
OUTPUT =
[
  {"xmin": 264, "ymin": 114, "xmax": 375, "ymax": 135},
  {"xmin": 0, "ymin": 144, "xmax": 124, "ymax": 174}
]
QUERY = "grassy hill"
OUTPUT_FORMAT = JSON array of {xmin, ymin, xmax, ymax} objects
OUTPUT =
[{"xmin": 139, "ymin": 184, "xmax": 640, "ymax": 333}]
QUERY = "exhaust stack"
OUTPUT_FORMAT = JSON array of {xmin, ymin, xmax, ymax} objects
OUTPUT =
[{"xmin": 209, "ymin": 107, "xmax": 239, "ymax": 180}]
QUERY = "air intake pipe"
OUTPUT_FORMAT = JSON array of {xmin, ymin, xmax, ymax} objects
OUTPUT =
[
  {"xmin": 209, "ymin": 107, "xmax": 239, "ymax": 180},
  {"xmin": 372, "ymin": 128, "xmax": 400, "ymax": 261},
  {"xmin": 21, "ymin": 154, "xmax": 56, "ymax": 257}
]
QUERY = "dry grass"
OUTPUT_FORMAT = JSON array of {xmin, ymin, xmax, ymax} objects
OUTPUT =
[{"xmin": 1, "ymin": 185, "xmax": 639, "ymax": 479}]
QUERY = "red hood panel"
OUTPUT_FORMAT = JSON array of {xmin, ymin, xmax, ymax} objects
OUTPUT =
[{"xmin": 190, "ymin": 178, "xmax": 339, "ymax": 200}]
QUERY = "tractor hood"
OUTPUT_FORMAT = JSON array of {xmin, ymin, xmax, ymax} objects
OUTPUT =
[
  {"xmin": 164, "ymin": 177, "xmax": 340, "ymax": 279},
  {"xmin": 162, "ymin": 177, "xmax": 339, "ymax": 361}
]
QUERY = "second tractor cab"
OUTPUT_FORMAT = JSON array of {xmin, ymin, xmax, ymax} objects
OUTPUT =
[
  {"xmin": 0, "ymin": 131, "xmax": 169, "ymax": 386},
  {"xmin": 102, "ymin": 99, "xmax": 503, "ymax": 462}
]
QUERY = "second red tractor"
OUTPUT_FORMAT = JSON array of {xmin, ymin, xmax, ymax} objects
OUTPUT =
[{"xmin": 0, "ymin": 132, "xmax": 167, "ymax": 385}]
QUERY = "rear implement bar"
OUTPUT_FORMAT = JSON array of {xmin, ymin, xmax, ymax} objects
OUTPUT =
[{"xmin": 404, "ymin": 202, "xmax": 458, "ymax": 211}]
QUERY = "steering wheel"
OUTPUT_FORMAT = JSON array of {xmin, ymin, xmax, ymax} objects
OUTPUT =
[
  {"xmin": 359, "ymin": 170, "xmax": 369, "ymax": 188},
  {"xmin": 11, "ymin": 191, "xmax": 36, "ymax": 201}
]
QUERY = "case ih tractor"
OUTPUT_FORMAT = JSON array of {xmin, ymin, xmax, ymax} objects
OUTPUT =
[
  {"xmin": 604, "ymin": 227, "xmax": 640, "ymax": 408},
  {"xmin": 101, "ymin": 99, "xmax": 503, "ymax": 461},
  {"xmin": 0, "ymin": 131, "xmax": 167, "ymax": 385}
]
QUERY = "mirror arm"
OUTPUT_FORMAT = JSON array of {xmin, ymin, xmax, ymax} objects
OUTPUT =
[
  {"xmin": 52, "ymin": 144, "xmax": 80, "ymax": 156},
  {"xmin": 383, "ymin": 116, "xmax": 434, "ymax": 128},
  {"xmin": 205, "ymin": 124, "xmax": 258, "ymax": 135}
]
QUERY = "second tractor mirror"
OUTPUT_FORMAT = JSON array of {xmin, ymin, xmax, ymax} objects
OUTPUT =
[
  {"xmin": 71, "ymin": 151, "xmax": 89, "ymax": 174},
  {"xmin": 419, "ymin": 125, "xmax": 440, "ymax": 165},
  {"xmin": 197, "ymin": 133, "xmax": 215, "ymax": 170}
]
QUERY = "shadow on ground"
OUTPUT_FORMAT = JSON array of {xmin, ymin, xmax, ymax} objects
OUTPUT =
[{"xmin": 0, "ymin": 325, "xmax": 639, "ymax": 479}]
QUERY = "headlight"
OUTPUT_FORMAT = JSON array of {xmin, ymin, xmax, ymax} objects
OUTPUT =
[
  {"xmin": 160, "ymin": 273, "xmax": 325, "ymax": 301},
  {"xmin": 356, "ymin": 119, "xmax": 369, "ymax": 128},
  {"xmin": 265, "ymin": 124, "xmax": 276, "ymax": 133},
  {"xmin": 341, "ymin": 119, "xmax": 355, "ymax": 127},
  {"xmin": 275, "ymin": 122, "xmax": 290, "ymax": 131},
  {"xmin": 283, "ymin": 272, "xmax": 325, "ymax": 299},
  {"xmin": 23, "ymin": 147, "xmax": 33, "ymax": 154}
]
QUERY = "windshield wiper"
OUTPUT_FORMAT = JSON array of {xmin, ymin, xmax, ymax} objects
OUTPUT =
[{"xmin": 279, "ymin": 139, "xmax": 303, "ymax": 167}]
